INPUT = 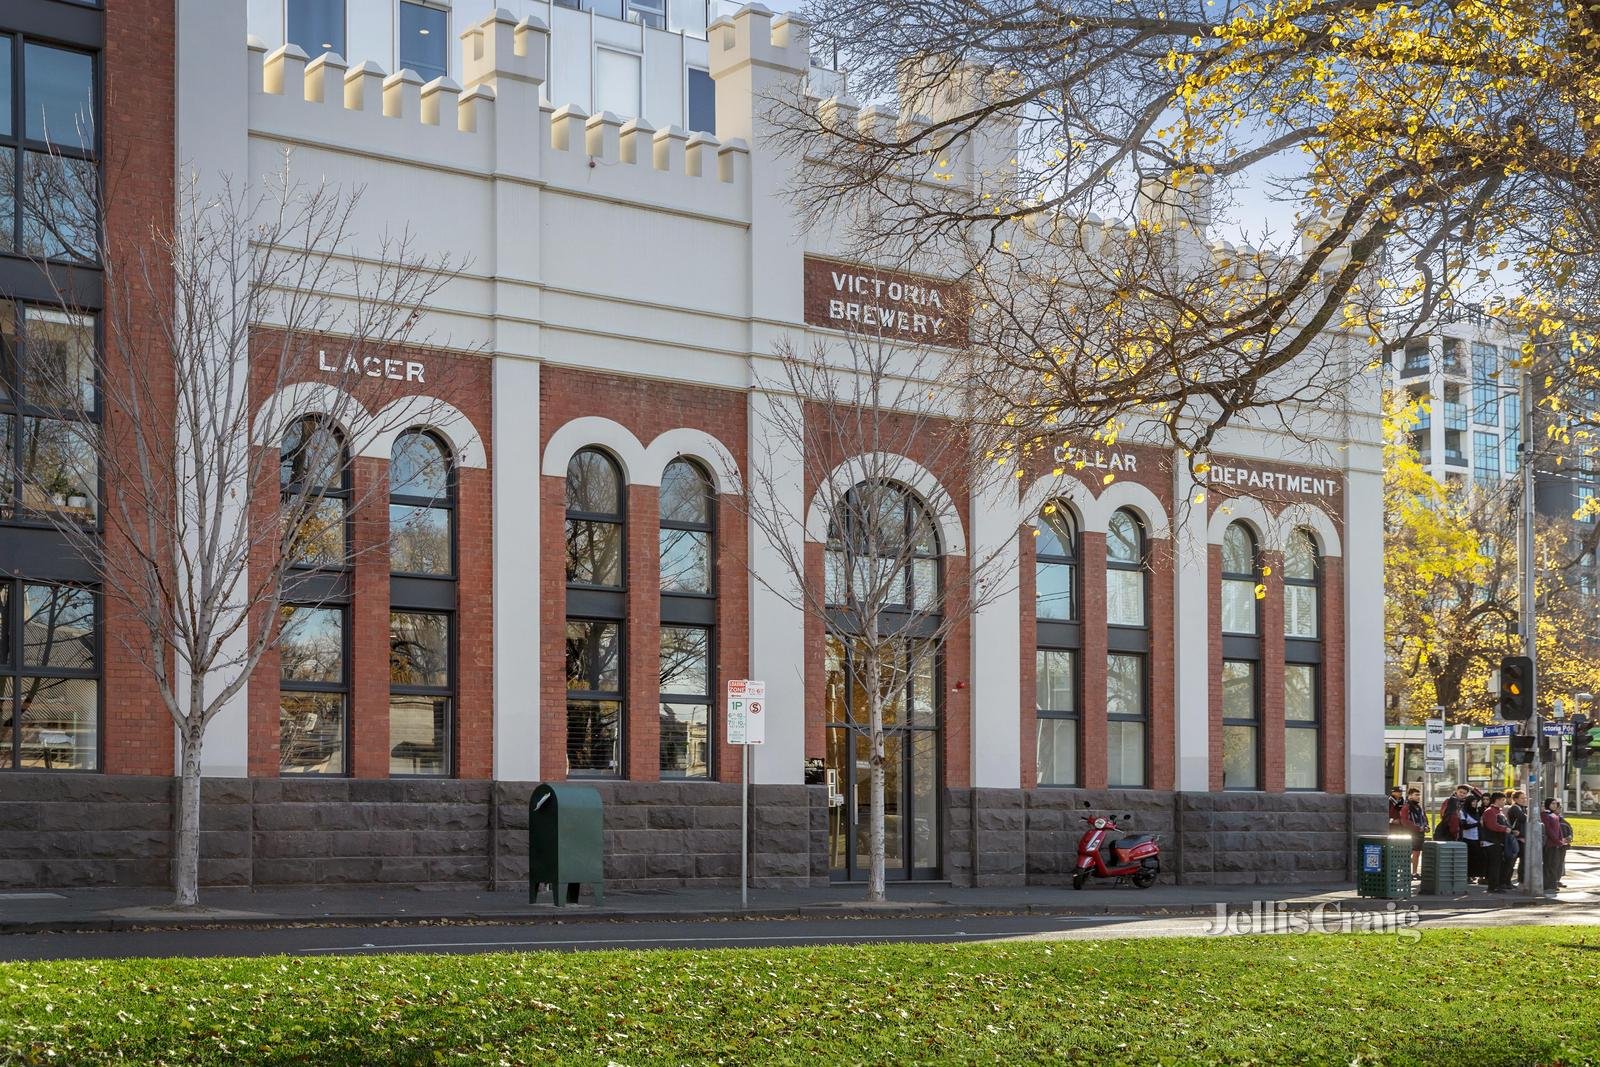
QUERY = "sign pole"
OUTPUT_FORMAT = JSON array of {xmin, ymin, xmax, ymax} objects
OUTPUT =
[
  {"xmin": 1520, "ymin": 359, "xmax": 1545, "ymax": 897},
  {"xmin": 741, "ymin": 743, "xmax": 749, "ymax": 910}
]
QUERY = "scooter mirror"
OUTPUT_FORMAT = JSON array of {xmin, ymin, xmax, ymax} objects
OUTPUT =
[
  {"xmin": 1083, "ymin": 800, "xmax": 1092, "ymax": 809},
  {"xmin": 1122, "ymin": 814, "xmax": 1132, "ymax": 822}
]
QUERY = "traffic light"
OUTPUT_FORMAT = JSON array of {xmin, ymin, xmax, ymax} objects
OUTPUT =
[
  {"xmin": 1510, "ymin": 733, "xmax": 1536, "ymax": 766},
  {"xmin": 1574, "ymin": 714, "xmax": 1596, "ymax": 763},
  {"xmin": 1499, "ymin": 656, "xmax": 1534, "ymax": 721}
]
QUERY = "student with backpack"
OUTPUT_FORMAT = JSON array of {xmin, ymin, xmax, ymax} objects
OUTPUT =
[
  {"xmin": 1480, "ymin": 792, "xmax": 1511, "ymax": 893},
  {"xmin": 1435, "ymin": 784, "xmax": 1469, "ymax": 842},
  {"xmin": 1404, "ymin": 787, "xmax": 1428, "ymax": 878}
]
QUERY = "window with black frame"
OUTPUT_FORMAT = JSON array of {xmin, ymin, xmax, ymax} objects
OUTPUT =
[
  {"xmin": 659, "ymin": 458, "xmax": 714, "ymax": 779},
  {"xmin": 566, "ymin": 448, "xmax": 624, "ymax": 776},
  {"xmin": 1284, "ymin": 528, "xmax": 1322, "ymax": 789},
  {"xmin": 1220, "ymin": 522, "xmax": 1260, "ymax": 790},
  {"xmin": 1035, "ymin": 503, "xmax": 1080, "ymax": 786},
  {"xmin": 280, "ymin": 415, "xmax": 349, "ymax": 569},
  {"xmin": 389, "ymin": 610, "xmax": 450, "ymax": 776},
  {"xmin": 390, "ymin": 430, "xmax": 452, "ymax": 576},
  {"xmin": 278, "ymin": 604, "xmax": 346, "ymax": 775},
  {"xmin": 1105, "ymin": 508, "xmax": 1148, "ymax": 788},
  {"xmin": 0, "ymin": 31, "xmax": 99, "ymax": 264},
  {"xmin": 0, "ymin": 580, "xmax": 97, "ymax": 770},
  {"xmin": 0, "ymin": 302, "xmax": 98, "ymax": 524}
]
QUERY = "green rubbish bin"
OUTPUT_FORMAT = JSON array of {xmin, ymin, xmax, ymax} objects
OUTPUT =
[
  {"xmin": 1355, "ymin": 833, "xmax": 1413, "ymax": 900},
  {"xmin": 529, "ymin": 782, "xmax": 604, "ymax": 906},
  {"xmin": 1420, "ymin": 840, "xmax": 1468, "ymax": 896}
]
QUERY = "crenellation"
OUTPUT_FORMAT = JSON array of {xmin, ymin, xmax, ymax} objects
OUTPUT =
[
  {"xmin": 550, "ymin": 103, "xmax": 588, "ymax": 152},
  {"xmin": 420, "ymin": 77, "xmax": 462, "ymax": 128},
  {"xmin": 304, "ymin": 52, "xmax": 346, "ymax": 108},
  {"xmin": 343, "ymin": 61, "xmax": 386, "ymax": 111},
  {"xmin": 263, "ymin": 43, "xmax": 308, "ymax": 99},
  {"xmin": 653, "ymin": 125, "xmax": 690, "ymax": 174},
  {"xmin": 717, "ymin": 139, "xmax": 750, "ymax": 184},
  {"xmin": 620, "ymin": 118, "xmax": 656, "ymax": 166},
  {"xmin": 457, "ymin": 84, "xmax": 494, "ymax": 134},
  {"xmin": 685, "ymin": 131, "xmax": 720, "ymax": 178},
  {"xmin": 585, "ymin": 110, "xmax": 624, "ymax": 163},
  {"xmin": 382, "ymin": 68, "xmax": 424, "ymax": 120}
]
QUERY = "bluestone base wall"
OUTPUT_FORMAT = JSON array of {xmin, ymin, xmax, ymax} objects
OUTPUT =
[{"xmin": 0, "ymin": 774, "xmax": 1380, "ymax": 890}]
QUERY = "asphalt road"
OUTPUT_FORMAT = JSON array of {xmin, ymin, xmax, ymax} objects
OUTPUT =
[{"xmin": 3, "ymin": 899, "xmax": 1599, "ymax": 961}]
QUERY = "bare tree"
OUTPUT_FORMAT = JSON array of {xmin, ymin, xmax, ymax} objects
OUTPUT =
[
  {"xmin": 736, "ymin": 331, "xmax": 1014, "ymax": 901},
  {"xmin": 25, "ymin": 159, "xmax": 466, "ymax": 906}
]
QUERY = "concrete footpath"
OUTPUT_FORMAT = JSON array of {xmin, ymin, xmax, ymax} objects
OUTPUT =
[{"xmin": 1, "ymin": 873, "xmax": 1580, "ymax": 935}]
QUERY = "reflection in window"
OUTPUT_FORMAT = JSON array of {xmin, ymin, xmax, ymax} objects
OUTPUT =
[
  {"xmin": 398, "ymin": 2, "xmax": 448, "ymax": 82},
  {"xmin": 280, "ymin": 416, "xmax": 348, "ymax": 568},
  {"xmin": 390, "ymin": 611, "xmax": 450, "ymax": 776},
  {"xmin": 0, "ymin": 304, "xmax": 100, "ymax": 521},
  {"xmin": 566, "ymin": 619, "xmax": 621, "ymax": 776},
  {"xmin": 1283, "ymin": 529, "xmax": 1320, "ymax": 639},
  {"xmin": 1036, "ymin": 649, "xmax": 1077, "ymax": 786},
  {"xmin": 659, "ymin": 458, "xmax": 712, "ymax": 594},
  {"xmin": 566, "ymin": 449, "xmax": 623, "ymax": 587},
  {"xmin": 390, "ymin": 430, "xmax": 453, "ymax": 575},
  {"xmin": 287, "ymin": 0, "xmax": 347, "ymax": 57},
  {"xmin": 24, "ymin": 44, "xmax": 95, "ymax": 148},
  {"xmin": 687, "ymin": 68, "xmax": 716, "ymax": 133},
  {"xmin": 1035, "ymin": 505, "xmax": 1077, "ymax": 621},
  {"xmin": 279, "ymin": 605, "xmax": 346, "ymax": 774},
  {"xmin": 1105, "ymin": 509, "xmax": 1146, "ymax": 627},
  {"xmin": 825, "ymin": 481, "xmax": 939, "ymax": 612},
  {"xmin": 0, "ymin": 580, "xmax": 98, "ymax": 770},
  {"xmin": 18, "ymin": 416, "xmax": 97, "ymax": 523},
  {"xmin": 1285, "ymin": 663, "xmax": 1320, "ymax": 790},
  {"xmin": 1222, "ymin": 660, "xmax": 1258, "ymax": 789},
  {"xmin": 1220, "ymin": 522, "xmax": 1258, "ymax": 635},
  {"xmin": 0, "ymin": 38, "xmax": 99, "ymax": 262},
  {"xmin": 20, "ymin": 152, "xmax": 96, "ymax": 263},
  {"xmin": 1106, "ymin": 652, "xmax": 1146, "ymax": 787},
  {"xmin": 659, "ymin": 624, "xmax": 709, "ymax": 779}
]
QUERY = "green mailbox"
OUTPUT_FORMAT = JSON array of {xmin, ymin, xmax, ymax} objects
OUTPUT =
[{"xmin": 529, "ymin": 782, "xmax": 605, "ymax": 906}]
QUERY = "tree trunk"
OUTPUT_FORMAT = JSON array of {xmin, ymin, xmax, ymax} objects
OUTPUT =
[
  {"xmin": 866, "ymin": 649, "xmax": 886, "ymax": 903},
  {"xmin": 173, "ymin": 724, "xmax": 205, "ymax": 908}
]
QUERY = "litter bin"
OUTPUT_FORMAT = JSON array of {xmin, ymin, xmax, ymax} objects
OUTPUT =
[
  {"xmin": 1355, "ymin": 833, "xmax": 1412, "ymax": 899},
  {"xmin": 1420, "ymin": 840, "xmax": 1468, "ymax": 896},
  {"xmin": 528, "ymin": 782, "xmax": 604, "ymax": 906}
]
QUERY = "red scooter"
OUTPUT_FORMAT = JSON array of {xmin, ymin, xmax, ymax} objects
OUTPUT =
[{"xmin": 1071, "ymin": 811, "xmax": 1161, "ymax": 890}]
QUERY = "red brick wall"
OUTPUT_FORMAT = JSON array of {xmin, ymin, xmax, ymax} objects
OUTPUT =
[
  {"xmin": 1080, "ymin": 533, "xmax": 1109, "ymax": 788},
  {"xmin": 539, "ymin": 366, "xmax": 750, "ymax": 783},
  {"xmin": 1261, "ymin": 549, "xmax": 1287, "ymax": 793},
  {"xmin": 243, "ymin": 339, "xmax": 494, "ymax": 779},
  {"xmin": 1322, "ymin": 556, "xmax": 1347, "ymax": 793},
  {"xmin": 99, "ymin": 0, "xmax": 177, "ymax": 775}
]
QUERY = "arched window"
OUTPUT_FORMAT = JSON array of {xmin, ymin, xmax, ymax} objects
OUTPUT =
[
  {"xmin": 1220, "ymin": 522, "xmax": 1259, "ymax": 636},
  {"xmin": 825, "ymin": 481, "xmax": 939, "ymax": 611},
  {"xmin": 1220, "ymin": 521, "xmax": 1261, "ymax": 790},
  {"xmin": 823, "ymin": 481, "xmax": 942, "ymax": 882},
  {"xmin": 1035, "ymin": 503, "xmax": 1079, "ymax": 786},
  {"xmin": 659, "ymin": 458, "xmax": 714, "ymax": 780},
  {"xmin": 390, "ymin": 430, "xmax": 453, "ymax": 576},
  {"xmin": 1284, "ymin": 528, "xmax": 1322, "ymax": 790},
  {"xmin": 1035, "ymin": 505, "xmax": 1077, "ymax": 621},
  {"xmin": 280, "ymin": 415, "xmax": 348, "ymax": 569},
  {"xmin": 388, "ymin": 430, "xmax": 455, "ymax": 777},
  {"xmin": 565, "ymin": 449, "xmax": 625, "ymax": 777},
  {"xmin": 1104, "ymin": 508, "xmax": 1148, "ymax": 788}
]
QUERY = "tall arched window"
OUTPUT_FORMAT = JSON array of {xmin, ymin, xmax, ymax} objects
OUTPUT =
[
  {"xmin": 823, "ymin": 481, "xmax": 942, "ymax": 882},
  {"xmin": 388, "ymin": 430, "xmax": 455, "ymax": 777},
  {"xmin": 1105, "ymin": 508, "xmax": 1148, "ymax": 788},
  {"xmin": 390, "ymin": 430, "xmax": 453, "ymax": 576},
  {"xmin": 659, "ymin": 458, "xmax": 714, "ymax": 779},
  {"xmin": 1220, "ymin": 521, "xmax": 1260, "ymax": 790},
  {"xmin": 1035, "ymin": 503, "xmax": 1080, "ymax": 786},
  {"xmin": 1284, "ymin": 528, "xmax": 1322, "ymax": 790},
  {"xmin": 279, "ymin": 415, "xmax": 349, "ymax": 776},
  {"xmin": 280, "ymin": 415, "xmax": 349, "ymax": 569},
  {"xmin": 565, "ymin": 449, "xmax": 624, "ymax": 777}
]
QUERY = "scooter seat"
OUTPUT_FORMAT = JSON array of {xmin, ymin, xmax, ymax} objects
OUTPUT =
[{"xmin": 1115, "ymin": 834, "xmax": 1155, "ymax": 850}]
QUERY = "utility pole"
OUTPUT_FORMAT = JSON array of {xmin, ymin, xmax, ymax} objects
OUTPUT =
[{"xmin": 1521, "ymin": 357, "xmax": 1546, "ymax": 896}]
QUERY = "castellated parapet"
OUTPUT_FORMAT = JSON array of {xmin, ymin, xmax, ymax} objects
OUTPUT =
[{"xmin": 247, "ymin": 7, "xmax": 785, "ymax": 221}]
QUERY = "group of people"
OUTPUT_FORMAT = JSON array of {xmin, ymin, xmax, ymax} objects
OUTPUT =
[{"xmin": 1387, "ymin": 783, "xmax": 1574, "ymax": 893}]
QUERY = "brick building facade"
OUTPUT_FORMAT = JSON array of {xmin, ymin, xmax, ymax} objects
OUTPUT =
[{"xmin": 0, "ymin": 1, "xmax": 1386, "ymax": 891}]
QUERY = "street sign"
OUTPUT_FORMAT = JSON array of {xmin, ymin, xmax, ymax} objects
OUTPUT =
[
  {"xmin": 1482, "ymin": 723, "xmax": 1516, "ymax": 737},
  {"xmin": 1543, "ymin": 722, "xmax": 1574, "ymax": 736},
  {"xmin": 1424, "ymin": 717, "xmax": 1446, "ymax": 774},
  {"xmin": 727, "ymin": 679, "xmax": 766, "ymax": 746}
]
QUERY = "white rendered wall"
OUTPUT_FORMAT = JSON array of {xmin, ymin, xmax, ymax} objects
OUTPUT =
[
  {"xmin": 1171, "ymin": 466, "xmax": 1211, "ymax": 791},
  {"xmin": 493, "ymin": 357, "xmax": 542, "ymax": 780},
  {"xmin": 968, "ymin": 477, "xmax": 1021, "ymax": 788}
]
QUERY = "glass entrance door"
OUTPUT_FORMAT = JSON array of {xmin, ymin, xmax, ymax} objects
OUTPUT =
[{"xmin": 824, "ymin": 637, "xmax": 941, "ymax": 881}]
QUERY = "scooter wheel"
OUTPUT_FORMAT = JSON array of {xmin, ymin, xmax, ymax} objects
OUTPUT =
[
  {"xmin": 1072, "ymin": 869, "xmax": 1089, "ymax": 891},
  {"xmin": 1132, "ymin": 868, "xmax": 1158, "ymax": 889}
]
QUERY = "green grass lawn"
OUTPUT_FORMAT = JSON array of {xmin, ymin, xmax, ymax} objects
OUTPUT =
[
  {"xmin": 2, "ymin": 925, "xmax": 1597, "ymax": 1065},
  {"xmin": 1567, "ymin": 814, "xmax": 1600, "ymax": 848}
]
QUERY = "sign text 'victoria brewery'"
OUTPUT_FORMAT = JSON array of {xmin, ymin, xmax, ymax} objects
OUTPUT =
[{"xmin": 803, "ymin": 256, "xmax": 968, "ymax": 347}]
